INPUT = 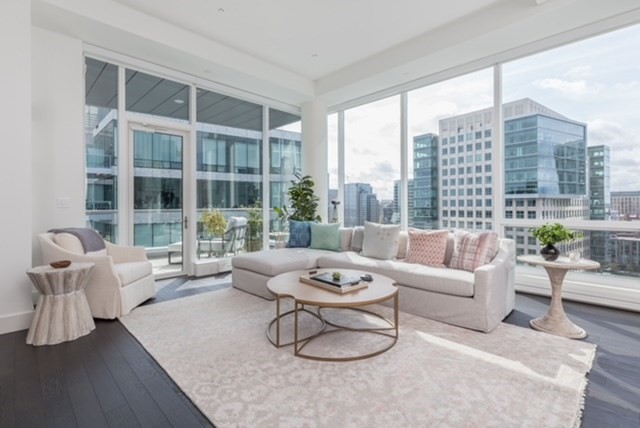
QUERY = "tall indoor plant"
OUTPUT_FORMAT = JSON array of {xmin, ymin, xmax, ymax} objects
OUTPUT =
[
  {"xmin": 530, "ymin": 223, "xmax": 581, "ymax": 261},
  {"xmin": 274, "ymin": 172, "xmax": 322, "ymax": 224}
]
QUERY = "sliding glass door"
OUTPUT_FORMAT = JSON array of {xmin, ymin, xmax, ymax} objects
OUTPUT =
[{"xmin": 131, "ymin": 125, "xmax": 187, "ymax": 276}]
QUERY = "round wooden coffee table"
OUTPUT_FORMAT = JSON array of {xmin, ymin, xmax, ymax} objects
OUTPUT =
[{"xmin": 266, "ymin": 269, "xmax": 398, "ymax": 362}]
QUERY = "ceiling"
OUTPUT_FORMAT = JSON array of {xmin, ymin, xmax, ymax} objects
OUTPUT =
[
  {"xmin": 33, "ymin": 0, "xmax": 640, "ymax": 108},
  {"xmin": 111, "ymin": 0, "xmax": 502, "ymax": 80}
]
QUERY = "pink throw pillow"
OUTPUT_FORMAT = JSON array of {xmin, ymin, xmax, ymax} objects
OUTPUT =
[
  {"xmin": 405, "ymin": 229, "xmax": 449, "ymax": 267},
  {"xmin": 449, "ymin": 230, "xmax": 500, "ymax": 272}
]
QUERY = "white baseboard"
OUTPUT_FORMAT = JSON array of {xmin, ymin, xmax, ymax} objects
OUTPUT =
[{"xmin": 0, "ymin": 309, "xmax": 34, "ymax": 335}]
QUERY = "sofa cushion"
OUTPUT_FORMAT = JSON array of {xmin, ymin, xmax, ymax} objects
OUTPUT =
[
  {"xmin": 396, "ymin": 231, "xmax": 408, "ymax": 259},
  {"xmin": 288, "ymin": 220, "xmax": 311, "ymax": 248},
  {"xmin": 339, "ymin": 228, "xmax": 353, "ymax": 252},
  {"xmin": 232, "ymin": 248, "xmax": 332, "ymax": 277},
  {"xmin": 310, "ymin": 223, "xmax": 340, "ymax": 251},
  {"xmin": 53, "ymin": 233, "xmax": 84, "ymax": 254},
  {"xmin": 449, "ymin": 230, "xmax": 500, "ymax": 272},
  {"xmin": 443, "ymin": 233, "xmax": 455, "ymax": 266},
  {"xmin": 317, "ymin": 252, "xmax": 474, "ymax": 297},
  {"xmin": 406, "ymin": 229, "xmax": 449, "ymax": 267},
  {"xmin": 114, "ymin": 261, "xmax": 152, "ymax": 286},
  {"xmin": 362, "ymin": 221, "xmax": 401, "ymax": 260},
  {"xmin": 350, "ymin": 226, "xmax": 364, "ymax": 252}
]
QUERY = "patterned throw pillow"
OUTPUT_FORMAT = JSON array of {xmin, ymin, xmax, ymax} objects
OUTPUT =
[
  {"xmin": 361, "ymin": 221, "xmax": 401, "ymax": 260},
  {"xmin": 448, "ymin": 230, "xmax": 500, "ymax": 272},
  {"xmin": 288, "ymin": 220, "xmax": 311, "ymax": 248},
  {"xmin": 309, "ymin": 223, "xmax": 341, "ymax": 251},
  {"xmin": 405, "ymin": 229, "xmax": 449, "ymax": 267}
]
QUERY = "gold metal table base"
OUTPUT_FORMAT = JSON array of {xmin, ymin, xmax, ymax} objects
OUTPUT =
[
  {"xmin": 267, "ymin": 292, "xmax": 399, "ymax": 362},
  {"xmin": 295, "ymin": 303, "xmax": 399, "ymax": 362},
  {"xmin": 266, "ymin": 300, "xmax": 326, "ymax": 347}
]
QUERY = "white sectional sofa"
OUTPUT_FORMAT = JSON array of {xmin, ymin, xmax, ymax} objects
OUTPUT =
[{"xmin": 232, "ymin": 227, "xmax": 516, "ymax": 332}]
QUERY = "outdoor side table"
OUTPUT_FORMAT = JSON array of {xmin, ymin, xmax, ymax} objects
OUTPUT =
[{"xmin": 26, "ymin": 262, "xmax": 96, "ymax": 346}]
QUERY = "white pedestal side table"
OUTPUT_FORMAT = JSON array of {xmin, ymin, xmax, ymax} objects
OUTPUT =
[
  {"xmin": 517, "ymin": 255, "xmax": 600, "ymax": 339},
  {"xmin": 26, "ymin": 262, "xmax": 96, "ymax": 346}
]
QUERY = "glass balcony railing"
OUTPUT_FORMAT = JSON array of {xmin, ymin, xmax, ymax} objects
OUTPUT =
[
  {"xmin": 87, "ymin": 154, "xmax": 116, "ymax": 168},
  {"xmin": 506, "ymin": 226, "xmax": 640, "ymax": 279}
]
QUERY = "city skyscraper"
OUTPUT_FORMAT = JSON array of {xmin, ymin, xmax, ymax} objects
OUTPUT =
[
  {"xmin": 437, "ymin": 98, "xmax": 588, "ymax": 255},
  {"xmin": 344, "ymin": 183, "xmax": 381, "ymax": 227},
  {"xmin": 587, "ymin": 145, "xmax": 612, "ymax": 264},
  {"xmin": 611, "ymin": 190, "xmax": 640, "ymax": 220},
  {"xmin": 412, "ymin": 133, "xmax": 439, "ymax": 230},
  {"xmin": 393, "ymin": 179, "xmax": 413, "ymax": 226},
  {"xmin": 588, "ymin": 145, "xmax": 611, "ymax": 220}
]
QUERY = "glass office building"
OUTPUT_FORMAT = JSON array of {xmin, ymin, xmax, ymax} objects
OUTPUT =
[
  {"xmin": 505, "ymin": 115, "xmax": 586, "ymax": 197},
  {"xmin": 411, "ymin": 133, "xmax": 439, "ymax": 229}
]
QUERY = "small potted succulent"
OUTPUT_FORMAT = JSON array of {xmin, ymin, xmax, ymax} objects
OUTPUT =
[{"xmin": 530, "ymin": 223, "xmax": 581, "ymax": 261}]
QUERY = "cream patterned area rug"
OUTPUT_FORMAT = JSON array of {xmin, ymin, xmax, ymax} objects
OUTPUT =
[{"xmin": 120, "ymin": 288, "xmax": 596, "ymax": 428}]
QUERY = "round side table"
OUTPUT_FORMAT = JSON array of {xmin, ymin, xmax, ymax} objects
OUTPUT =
[
  {"xmin": 517, "ymin": 255, "xmax": 600, "ymax": 339},
  {"xmin": 26, "ymin": 262, "xmax": 96, "ymax": 346}
]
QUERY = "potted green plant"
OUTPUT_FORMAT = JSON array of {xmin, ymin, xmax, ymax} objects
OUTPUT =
[
  {"xmin": 201, "ymin": 209, "xmax": 227, "ymax": 238},
  {"xmin": 274, "ymin": 172, "xmax": 322, "ymax": 224},
  {"xmin": 246, "ymin": 201, "xmax": 263, "ymax": 252},
  {"xmin": 530, "ymin": 223, "xmax": 581, "ymax": 261}
]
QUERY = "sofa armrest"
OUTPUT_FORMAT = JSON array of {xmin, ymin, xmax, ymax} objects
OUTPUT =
[
  {"xmin": 472, "ymin": 239, "xmax": 516, "ymax": 327},
  {"xmin": 106, "ymin": 241, "xmax": 149, "ymax": 263}
]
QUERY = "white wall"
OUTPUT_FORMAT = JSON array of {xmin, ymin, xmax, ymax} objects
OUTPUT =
[
  {"xmin": 0, "ymin": 0, "xmax": 35, "ymax": 334},
  {"xmin": 31, "ymin": 27, "xmax": 86, "ymax": 266}
]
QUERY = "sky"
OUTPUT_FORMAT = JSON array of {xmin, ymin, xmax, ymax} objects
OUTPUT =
[{"xmin": 329, "ymin": 23, "xmax": 640, "ymax": 200}]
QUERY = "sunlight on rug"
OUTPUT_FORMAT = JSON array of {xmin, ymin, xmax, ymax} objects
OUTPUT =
[{"xmin": 120, "ymin": 288, "xmax": 596, "ymax": 428}]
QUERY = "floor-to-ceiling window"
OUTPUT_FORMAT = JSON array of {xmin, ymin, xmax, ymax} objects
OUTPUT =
[
  {"xmin": 331, "ymin": 22, "xmax": 640, "ymax": 308},
  {"xmin": 327, "ymin": 113, "xmax": 339, "ymax": 222},
  {"xmin": 84, "ymin": 54, "xmax": 303, "ymax": 275},
  {"xmin": 344, "ymin": 95, "xmax": 401, "ymax": 227},
  {"xmin": 196, "ymin": 89, "xmax": 263, "ymax": 254},
  {"xmin": 85, "ymin": 58, "xmax": 119, "ymax": 242},
  {"xmin": 125, "ymin": 69, "xmax": 190, "ymax": 273},
  {"xmin": 407, "ymin": 69, "xmax": 493, "ymax": 231},
  {"xmin": 268, "ymin": 109, "xmax": 301, "ymax": 247},
  {"xmin": 502, "ymin": 23, "xmax": 640, "ymax": 280}
]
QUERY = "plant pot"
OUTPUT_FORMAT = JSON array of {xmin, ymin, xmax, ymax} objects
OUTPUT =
[{"xmin": 540, "ymin": 244, "xmax": 560, "ymax": 261}]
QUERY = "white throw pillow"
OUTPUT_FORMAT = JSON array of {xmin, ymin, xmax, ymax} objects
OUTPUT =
[
  {"xmin": 53, "ymin": 233, "xmax": 84, "ymax": 254},
  {"xmin": 361, "ymin": 221, "xmax": 401, "ymax": 260}
]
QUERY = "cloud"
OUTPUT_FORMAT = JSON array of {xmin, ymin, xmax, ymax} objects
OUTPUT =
[
  {"xmin": 587, "ymin": 119, "xmax": 640, "ymax": 191},
  {"xmin": 564, "ymin": 66, "xmax": 592, "ymax": 79},
  {"xmin": 346, "ymin": 160, "xmax": 399, "ymax": 200},
  {"xmin": 588, "ymin": 119, "xmax": 637, "ymax": 151},
  {"xmin": 612, "ymin": 80, "xmax": 640, "ymax": 91},
  {"xmin": 533, "ymin": 78, "xmax": 601, "ymax": 96}
]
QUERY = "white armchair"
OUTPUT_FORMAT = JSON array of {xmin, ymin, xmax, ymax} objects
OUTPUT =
[{"xmin": 38, "ymin": 232, "xmax": 156, "ymax": 319}]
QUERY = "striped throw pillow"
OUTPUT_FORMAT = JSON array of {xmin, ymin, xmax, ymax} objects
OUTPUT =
[{"xmin": 448, "ymin": 230, "xmax": 500, "ymax": 272}]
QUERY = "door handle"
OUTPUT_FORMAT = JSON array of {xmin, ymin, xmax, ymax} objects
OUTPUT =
[{"xmin": 184, "ymin": 216, "xmax": 188, "ymax": 229}]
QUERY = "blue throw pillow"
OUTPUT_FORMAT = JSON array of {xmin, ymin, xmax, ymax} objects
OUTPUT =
[
  {"xmin": 288, "ymin": 220, "xmax": 311, "ymax": 247},
  {"xmin": 310, "ymin": 223, "xmax": 341, "ymax": 251}
]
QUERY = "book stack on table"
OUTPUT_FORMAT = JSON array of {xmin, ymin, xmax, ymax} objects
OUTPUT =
[{"xmin": 299, "ymin": 272, "xmax": 368, "ymax": 294}]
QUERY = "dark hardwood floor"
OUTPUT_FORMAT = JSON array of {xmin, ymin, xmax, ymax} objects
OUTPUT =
[{"xmin": 1, "ymin": 276, "xmax": 638, "ymax": 427}]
